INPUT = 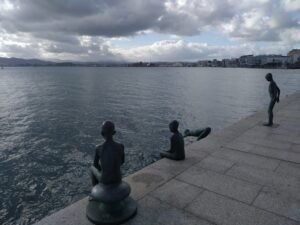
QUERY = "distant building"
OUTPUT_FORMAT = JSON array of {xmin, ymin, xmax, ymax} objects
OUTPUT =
[
  {"xmin": 197, "ymin": 60, "xmax": 211, "ymax": 67},
  {"xmin": 255, "ymin": 55, "xmax": 290, "ymax": 68},
  {"xmin": 239, "ymin": 55, "xmax": 255, "ymax": 67},
  {"xmin": 222, "ymin": 58, "xmax": 239, "ymax": 67},
  {"xmin": 212, "ymin": 59, "xmax": 222, "ymax": 67},
  {"xmin": 287, "ymin": 49, "xmax": 300, "ymax": 64}
]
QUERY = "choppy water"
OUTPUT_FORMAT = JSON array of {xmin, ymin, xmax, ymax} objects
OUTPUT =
[{"xmin": 0, "ymin": 67, "xmax": 299, "ymax": 224}]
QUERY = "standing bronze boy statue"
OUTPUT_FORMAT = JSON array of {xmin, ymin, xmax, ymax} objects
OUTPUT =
[{"xmin": 264, "ymin": 73, "xmax": 280, "ymax": 127}]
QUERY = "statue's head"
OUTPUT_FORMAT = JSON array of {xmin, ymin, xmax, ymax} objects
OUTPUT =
[
  {"xmin": 101, "ymin": 121, "xmax": 116, "ymax": 139},
  {"xmin": 184, "ymin": 129, "xmax": 190, "ymax": 136},
  {"xmin": 169, "ymin": 120, "xmax": 179, "ymax": 132},
  {"xmin": 265, "ymin": 73, "xmax": 273, "ymax": 81}
]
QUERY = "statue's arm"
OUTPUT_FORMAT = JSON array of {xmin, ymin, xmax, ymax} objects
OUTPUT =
[
  {"xmin": 93, "ymin": 146, "xmax": 102, "ymax": 171},
  {"xmin": 271, "ymin": 83, "xmax": 277, "ymax": 101},
  {"xmin": 276, "ymin": 84, "xmax": 280, "ymax": 100},
  {"xmin": 121, "ymin": 144, "xmax": 125, "ymax": 164},
  {"xmin": 169, "ymin": 135, "xmax": 176, "ymax": 153}
]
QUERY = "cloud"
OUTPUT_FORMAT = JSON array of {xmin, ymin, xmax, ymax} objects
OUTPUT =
[
  {"xmin": 0, "ymin": 0, "xmax": 165, "ymax": 37},
  {"xmin": 0, "ymin": 44, "xmax": 38, "ymax": 58},
  {"xmin": 281, "ymin": 0, "xmax": 300, "ymax": 12},
  {"xmin": 0, "ymin": 31, "xmax": 123, "ymax": 61},
  {"xmin": 1, "ymin": 0, "xmax": 298, "ymax": 38},
  {"xmin": 40, "ymin": 36, "xmax": 124, "ymax": 61},
  {"xmin": 113, "ymin": 40, "xmax": 208, "ymax": 61},
  {"xmin": 0, "ymin": 0, "xmax": 299, "ymax": 61},
  {"xmin": 220, "ymin": 1, "xmax": 299, "ymax": 42},
  {"xmin": 280, "ymin": 28, "xmax": 300, "ymax": 44},
  {"xmin": 112, "ymin": 39, "xmax": 293, "ymax": 62},
  {"xmin": 155, "ymin": 0, "xmax": 234, "ymax": 35}
]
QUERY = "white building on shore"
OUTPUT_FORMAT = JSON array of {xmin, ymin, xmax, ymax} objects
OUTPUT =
[
  {"xmin": 288, "ymin": 49, "xmax": 300, "ymax": 64},
  {"xmin": 257, "ymin": 55, "xmax": 291, "ymax": 66}
]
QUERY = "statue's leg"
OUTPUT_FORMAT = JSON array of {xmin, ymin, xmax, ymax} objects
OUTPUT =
[
  {"xmin": 197, "ymin": 127, "xmax": 211, "ymax": 140},
  {"xmin": 160, "ymin": 151, "xmax": 170, "ymax": 158},
  {"xmin": 90, "ymin": 166, "xmax": 101, "ymax": 186},
  {"xmin": 268, "ymin": 100, "xmax": 276, "ymax": 125}
]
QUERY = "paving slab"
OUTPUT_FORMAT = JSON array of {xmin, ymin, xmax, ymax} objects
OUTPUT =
[
  {"xmin": 291, "ymin": 144, "xmax": 300, "ymax": 153},
  {"xmin": 124, "ymin": 166, "xmax": 174, "ymax": 200},
  {"xmin": 212, "ymin": 147, "xmax": 280, "ymax": 170},
  {"xmin": 185, "ymin": 191, "xmax": 299, "ymax": 225},
  {"xmin": 268, "ymin": 126, "xmax": 297, "ymax": 136},
  {"xmin": 126, "ymin": 196, "xmax": 213, "ymax": 225},
  {"xmin": 226, "ymin": 164, "xmax": 300, "ymax": 191},
  {"xmin": 150, "ymin": 179, "xmax": 204, "ymax": 209},
  {"xmin": 250, "ymin": 145, "xmax": 300, "ymax": 163},
  {"xmin": 277, "ymin": 124, "xmax": 300, "ymax": 134},
  {"xmin": 239, "ymin": 127, "xmax": 271, "ymax": 139},
  {"xmin": 275, "ymin": 161, "xmax": 300, "ymax": 179},
  {"xmin": 196, "ymin": 156, "xmax": 235, "ymax": 173},
  {"xmin": 267, "ymin": 134, "xmax": 300, "ymax": 144},
  {"xmin": 253, "ymin": 186, "xmax": 300, "ymax": 222},
  {"xmin": 235, "ymin": 135, "xmax": 292, "ymax": 150},
  {"xmin": 225, "ymin": 140, "xmax": 255, "ymax": 152},
  {"xmin": 212, "ymin": 129, "xmax": 240, "ymax": 143},
  {"xmin": 148, "ymin": 151, "xmax": 207, "ymax": 176},
  {"xmin": 186, "ymin": 136, "xmax": 222, "ymax": 153},
  {"xmin": 177, "ymin": 166, "xmax": 261, "ymax": 204}
]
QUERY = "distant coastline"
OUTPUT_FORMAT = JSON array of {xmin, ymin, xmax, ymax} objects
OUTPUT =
[
  {"xmin": 1, "ymin": 49, "xmax": 300, "ymax": 69},
  {"xmin": 1, "ymin": 62, "xmax": 299, "ymax": 69}
]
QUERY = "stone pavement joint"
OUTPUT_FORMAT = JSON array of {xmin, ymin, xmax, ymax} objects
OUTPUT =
[{"xmin": 34, "ymin": 91, "xmax": 300, "ymax": 225}]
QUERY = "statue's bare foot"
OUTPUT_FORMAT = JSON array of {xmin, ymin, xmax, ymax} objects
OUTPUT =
[
  {"xmin": 88, "ymin": 195, "xmax": 95, "ymax": 201},
  {"xmin": 263, "ymin": 123, "xmax": 273, "ymax": 127}
]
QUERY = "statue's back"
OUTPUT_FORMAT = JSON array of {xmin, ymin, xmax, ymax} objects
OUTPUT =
[{"xmin": 100, "ymin": 142, "xmax": 124, "ymax": 184}]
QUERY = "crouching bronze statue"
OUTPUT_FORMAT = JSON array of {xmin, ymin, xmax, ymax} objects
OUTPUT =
[
  {"xmin": 86, "ymin": 121, "xmax": 137, "ymax": 225},
  {"xmin": 160, "ymin": 120, "xmax": 185, "ymax": 161}
]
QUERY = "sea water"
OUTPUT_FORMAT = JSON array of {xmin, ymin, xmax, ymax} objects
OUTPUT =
[{"xmin": 0, "ymin": 67, "xmax": 299, "ymax": 224}]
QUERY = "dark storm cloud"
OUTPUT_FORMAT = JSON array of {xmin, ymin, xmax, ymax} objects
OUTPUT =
[
  {"xmin": 45, "ymin": 42, "xmax": 86, "ymax": 54},
  {"xmin": 1, "ymin": 43, "xmax": 40, "ymax": 58},
  {"xmin": 35, "ymin": 33, "xmax": 80, "ymax": 45},
  {"xmin": 154, "ymin": 0, "xmax": 235, "ymax": 35},
  {"xmin": 1, "ymin": 0, "xmax": 299, "ymax": 40},
  {"xmin": 1, "ymin": 0, "xmax": 165, "ymax": 37}
]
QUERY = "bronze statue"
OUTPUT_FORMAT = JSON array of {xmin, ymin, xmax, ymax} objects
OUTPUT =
[
  {"xmin": 160, "ymin": 120, "xmax": 185, "ymax": 160},
  {"xmin": 90, "ymin": 121, "xmax": 124, "ymax": 186},
  {"xmin": 184, "ymin": 127, "xmax": 211, "ymax": 141},
  {"xmin": 264, "ymin": 73, "xmax": 280, "ymax": 126},
  {"xmin": 86, "ymin": 121, "xmax": 137, "ymax": 225}
]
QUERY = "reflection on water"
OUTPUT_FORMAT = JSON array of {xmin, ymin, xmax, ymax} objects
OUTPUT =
[{"xmin": 0, "ymin": 67, "xmax": 299, "ymax": 224}]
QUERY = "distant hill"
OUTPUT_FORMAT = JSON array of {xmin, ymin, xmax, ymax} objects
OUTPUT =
[
  {"xmin": 0, "ymin": 57, "xmax": 128, "ymax": 67},
  {"xmin": 0, "ymin": 57, "xmax": 54, "ymax": 66}
]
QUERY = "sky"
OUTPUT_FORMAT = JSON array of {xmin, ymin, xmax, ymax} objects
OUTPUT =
[{"xmin": 0, "ymin": 0, "xmax": 299, "ymax": 62}]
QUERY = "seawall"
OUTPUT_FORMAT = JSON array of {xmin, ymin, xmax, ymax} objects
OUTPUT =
[{"xmin": 34, "ymin": 91, "xmax": 300, "ymax": 225}]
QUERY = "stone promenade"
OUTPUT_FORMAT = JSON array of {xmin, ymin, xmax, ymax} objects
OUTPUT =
[{"xmin": 35, "ymin": 92, "xmax": 300, "ymax": 225}]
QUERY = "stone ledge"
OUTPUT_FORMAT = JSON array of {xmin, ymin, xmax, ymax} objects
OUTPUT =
[{"xmin": 34, "ymin": 91, "xmax": 300, "ymax": 225}]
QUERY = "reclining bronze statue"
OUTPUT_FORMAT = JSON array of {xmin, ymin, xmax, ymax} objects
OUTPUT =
[{"xmin": 184, "ymin": 127, "xmax": 211, "ymax": 141}]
